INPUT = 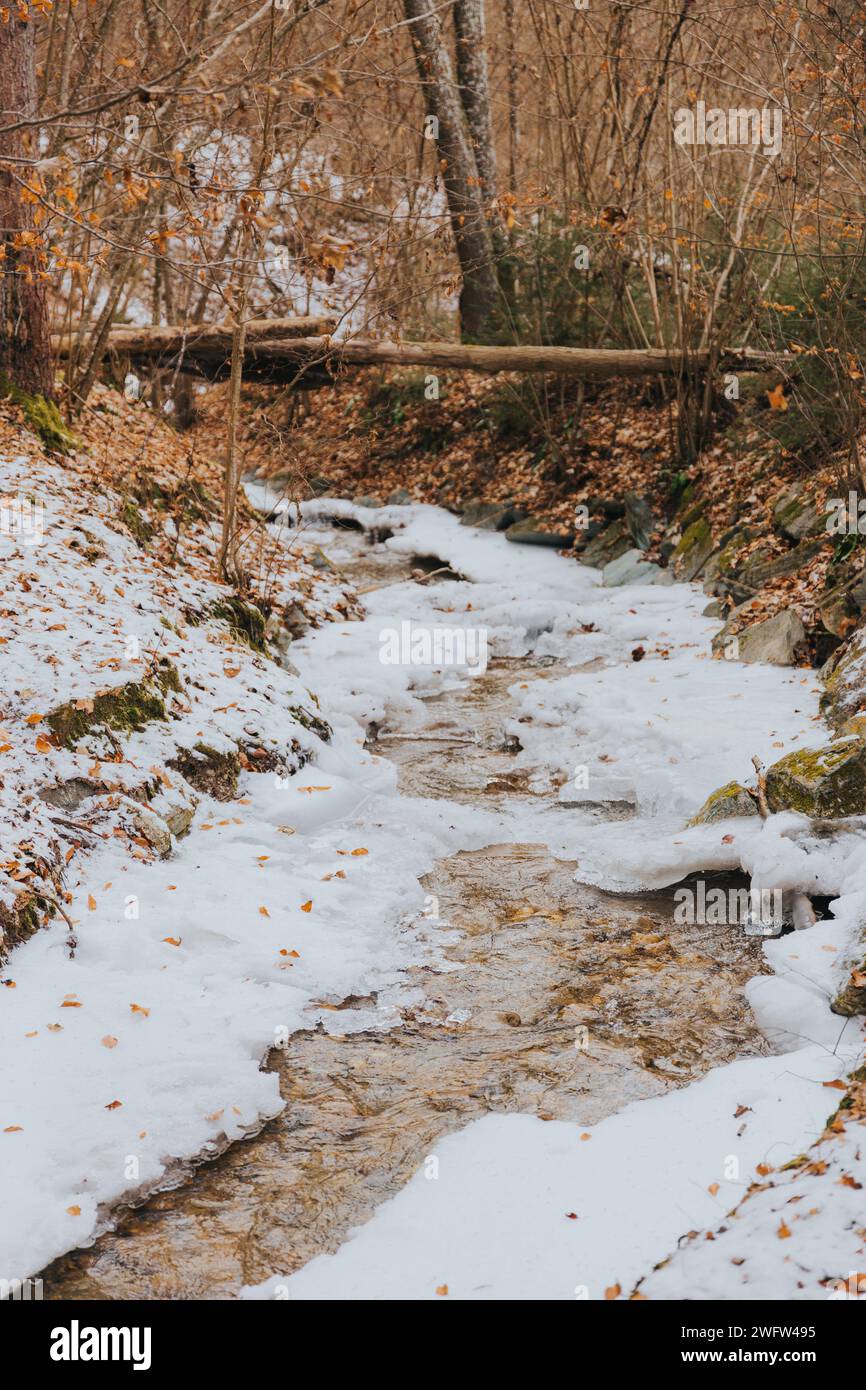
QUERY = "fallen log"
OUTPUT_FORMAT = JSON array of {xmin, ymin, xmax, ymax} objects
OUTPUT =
[
  {"xmin": 228, "ymin": 336, "xmax": 796, "ymax": 384},
  {"xmin": 50, "ymin": 316, "xmax": 337, "ymax": 363},
  {"xmin": 51, "ymin": 324, "xmax": 796, "ymax": 386}
]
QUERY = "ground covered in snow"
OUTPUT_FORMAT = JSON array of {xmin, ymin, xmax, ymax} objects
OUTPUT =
[{"xmin": 2, "ymin": 434, "xmax": 865, "ymax": 1299}]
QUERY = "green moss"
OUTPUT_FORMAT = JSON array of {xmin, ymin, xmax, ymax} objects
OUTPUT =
[
  {"xmin": 765, "ymin": 738, "xmax": 866, "ymax": 816},
  {"xmin": 119, "ymin": 498, "xmax": 155, "ymax": 548},
  {"xmin": 0, "ymin": 373, "xmax": 79, "ymax": 454},
  {"xmin": 207, "ymin": 597, "xmax": 267, "ymax": 652},
  {"xmin": 46, "ymin": 660, "xmax": 181, "ymax": 748},
  {"xmin": 688, "ymin": 780, "xmax": 758, "ymax": 826}
]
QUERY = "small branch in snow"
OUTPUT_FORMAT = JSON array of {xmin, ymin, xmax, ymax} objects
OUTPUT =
[{"xmin": 747, "ymin": 754, "xmax": 770, "ymax": 820}]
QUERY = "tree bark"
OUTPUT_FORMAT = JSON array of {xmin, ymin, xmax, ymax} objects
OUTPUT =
[
  {"xmin": 403, "ymin": 0, "xmax": 498, "ymax": 342},
  {"xmin": 0, "ymin": 13, "xmax": 53, "ymax": 397}
]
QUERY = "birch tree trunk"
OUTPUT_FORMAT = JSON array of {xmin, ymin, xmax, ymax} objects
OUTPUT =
[{"xmin": 403, "ymin": 0, "xmax": 498, "ymax": 341}]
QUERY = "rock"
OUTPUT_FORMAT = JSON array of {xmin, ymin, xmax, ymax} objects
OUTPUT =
[
  {"xmin": 735, "ymin": 537, "xmax": 826, "ymax": 593},
  {"xmin": 688, "ymin": 780, "xmax": 759, "ymax": 825},
  {"xmin": 387, "ymin": 487, "xmax": 412, "ymax": 505},
  {"xmin": 765, "ymin": 737, "xmax": 866, "ymax": 816},
  {"xmin": 821, "ymin": 628, "xmax": 866, "ymax": 730},
  {"xmin": 306, "ymin": 476, "xmax": 331, "ymax": 498},
  {"xmin": 601, "ymin": 548, "xmax": 670, "ymax": 587},
  {"xmin": 505, "ymin": 517, "xmax": 574, "ymax": 547},
  {"xmin": 127, "ymin": 801, "xmax": 173, "ymax": 858},
  {"xmin": 712, "ymin": 607, "xmax": 806, "ymax": 666},
  {"xmin": 148, "ymin": 787, "xmax": 197, "ymax": 839},
  {"xmin": 702, "ymin": 599, "xmax": 724, "ymax": 618},
  {"xmin": 264, "ymin": 615, "xmax": 301, "ymax": 675},
  {"xmin": 773, "ymin": 483, "xmax": 829, "ymax": 542},
  {"xmin": 624, "ymin": 493, "xmax": 655, "ymax": 550},
  {"xmin": 460, "ymin": 498, "xmax": 520, "ymax": 531},
  {"xmin": 672, "ymin": 517, "xmax": 715, "ymax": 582},
  {"xmin": 353, "ymin": 493, "xmax": 383, "ymax": 508},
  {"xmin": 38, "ymin": 777, "xmax": 104, "ymax": 812},
  {"xmin": 580, "ymin": 517, "xmax": 632, "ymax": 567},
  {"xmin": 817, "ymin": 556, "xmax": 866, "ymax": 638}
]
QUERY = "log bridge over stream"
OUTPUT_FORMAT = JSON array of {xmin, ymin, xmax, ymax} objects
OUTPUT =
[{"xmin": 52, "ymin": 317, "xmax": 793, "ymax": 390}]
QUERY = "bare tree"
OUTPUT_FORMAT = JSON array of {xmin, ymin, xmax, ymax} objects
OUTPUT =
[
  {"xmin": 404, "ymin": 0, "xmax": 499, "ymax": 341},
  {"xmin": 0, "ymin": 10, "xmax": 53, "ymax": 398}
]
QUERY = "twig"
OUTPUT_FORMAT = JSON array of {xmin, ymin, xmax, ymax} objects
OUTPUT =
[{"xmin": 748, "ymin": 753, "xmax": 770, "ymax": 820}]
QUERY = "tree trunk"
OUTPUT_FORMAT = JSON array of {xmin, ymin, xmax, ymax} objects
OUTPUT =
[
  {"xmin": 453, "ymin": 0, "xmax": 498, "ymax": 202},
  {"xmin": 403, "ymin": 0, "xmax": 498, "ymax": 342},
  {"xmin": 0, "ymin": 14, "xmax": 53, "ymax": 398}
]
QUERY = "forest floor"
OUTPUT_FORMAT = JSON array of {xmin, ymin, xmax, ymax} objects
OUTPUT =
[{"xmin": 0, "ymin": 377, "xmax": 865, "ymax": 1300}]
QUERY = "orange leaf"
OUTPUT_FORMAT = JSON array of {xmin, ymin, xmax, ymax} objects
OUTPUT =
[
  {"xmin": 35, "ymin": 733, "xmax": 52, "ymax": 752},
  {"xmin": 67, "ymin": 1205, "xmax": 81, "ymax": 1216},
  {"xmin": 351, "ymin": 848, "xmax": 368, "ymax": 856},
  {"xmin": 777, "ymin": 1220, "xmax": 792, "ymax": 1239},
  {"xmin": 4, "ymin": 1125, "xmax": 22, "ymax": 1133},
  {"xmin": 435, "ymin": 1284, "xmax": 448, "ymax": 1296},
  {"xmin": 259, "ymin": 906, "xmax": 270, "ymax": 918},
  {"xmin": 130, "ymin": 1003, "xmax": 150, "ymax": 1017},
  {"xmin": 162, "ymin": 936, "xmax": 182, "ymax": 947},
  {"xmin": 101, "ymin": 1035, "xmax": 118, "ymax": 1049},
  {"xmin": 25, "ymin": 712, "xmax": 43, "ymax": 724},
  {"xmin": 766, "ymin": 382, "xmax": 788, "ymax": 411},
  {"xmin": 300, "ymin": 900, "xmax": 312, "ymax": 913},
  {"xmin": 87, "ymin": 894, "xmax": 96, "ymax": 911},
  {"xmin": 605, "ymin": 1283, "xmax": 622, "ymax": 1300},
  {"xmin": 104, "ymin": 1100, "xmax": 122, "ymax": 1110}
]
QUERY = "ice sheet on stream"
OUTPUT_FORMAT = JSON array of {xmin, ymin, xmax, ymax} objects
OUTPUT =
[{"xmin": 241, "ymin": 496, "xmax": 866, "ymax": 1302}]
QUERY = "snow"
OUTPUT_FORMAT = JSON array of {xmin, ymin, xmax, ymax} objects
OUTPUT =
[{"xmin": 3, "ymin": 470, "xmax": 866, "ymax": 1298}]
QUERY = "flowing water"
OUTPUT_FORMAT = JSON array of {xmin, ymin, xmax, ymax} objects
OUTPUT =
[{"xmin": 43, "ymin": 523, "xmax": 771, "ymax": 1299}]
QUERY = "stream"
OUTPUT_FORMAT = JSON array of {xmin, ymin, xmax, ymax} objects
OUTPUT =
[{"xmin": 42, "ymin": 519, "xmax": 772, "ymax": 1299}]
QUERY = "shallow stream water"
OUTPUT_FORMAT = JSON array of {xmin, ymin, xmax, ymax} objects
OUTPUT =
[{"xmin": 43, "ymin": 523, "xmax": 770, "ymax": 1299}]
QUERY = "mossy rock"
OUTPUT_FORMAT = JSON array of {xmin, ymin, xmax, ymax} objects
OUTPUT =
[
  {"xmin": 46, "ymin": 659, "xmax": 181, "ymax": 748},
  {"xmin": 0, "ymin": 888, "xmax": 58, "ymax": 961},
  {"xmin": 672, "ymin": 517, "xmax": 714, "ymax": 582},
  {"xmin": 765, "ymin": 738, "xmax": 866, "ymax": 816},
  {"xmin": 702, "ymin": 528, "xmax": 751, "ymax": 588},
  {"xmin": 119, "ymin": 498, "xmax": 155, "ymax": 549},
  {"xmin": 168, "ymin": 743, "xmax": 240, "ymax": 801},
  {"xmin": 772, "ymin": 484, "xmax": 830, "ymax": 543},
  {"xmin": 206, "ymin": 596, "xmax": 267, "ymax": 652},
  {"xmin": 580, "ymin": 517, "xmax": 632, "ymax": 568},
  {"xmin": 0, "ymin": 373, "xmax": 79, "ymax": 454},
  {"xmin": 820, "ymin": 629, "xmax": 866, "ymax": 730},
  {"xmin": 688, "ymin": 780, "xmax": 759, "ymax": 825}
]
